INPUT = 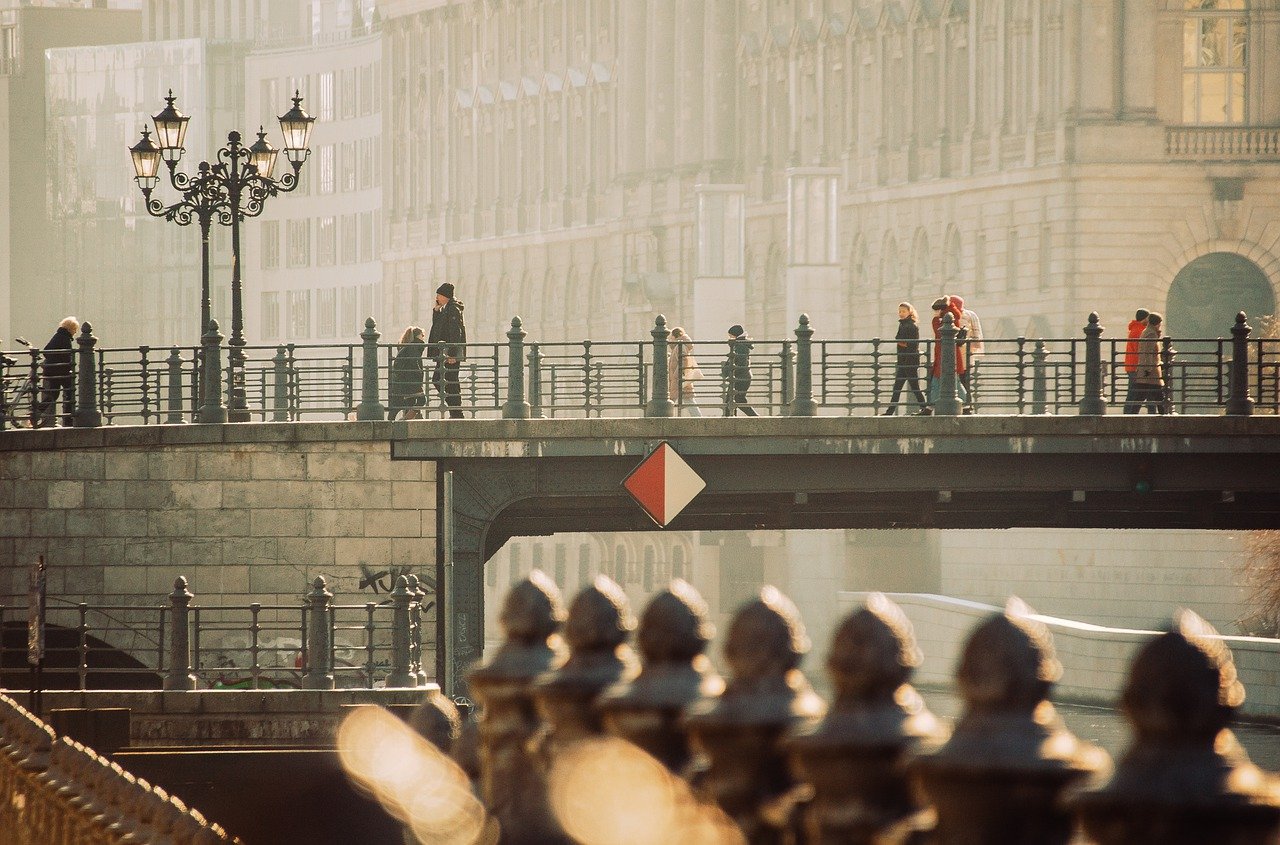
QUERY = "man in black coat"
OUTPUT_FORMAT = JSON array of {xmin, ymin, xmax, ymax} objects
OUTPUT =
[
  {"xmin": 34, "ymin": 316, "xmax": 79, "ymax": 427},
  {"xmin": 428, "ymin": 283, "xmax": 467, "ymax": 419}
]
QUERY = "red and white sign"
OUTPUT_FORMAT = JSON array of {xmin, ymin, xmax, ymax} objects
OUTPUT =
[{"xmin": 622, "ymin": 441, "xmax": 706, "ymax": 528}]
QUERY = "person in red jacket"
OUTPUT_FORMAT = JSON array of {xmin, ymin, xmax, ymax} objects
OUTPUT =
[
  {"xmin": 1123, "ymin": 308, "xmax": 1149, "ymax": 414},
  {"xmin": 921, "ymin": 296, "xmax": 968, "ymax": 414}
]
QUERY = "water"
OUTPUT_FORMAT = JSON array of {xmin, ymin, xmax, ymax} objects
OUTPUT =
[{"xmin": 920, "ymin": 688, "xmax": 1280, "ymax": 771}]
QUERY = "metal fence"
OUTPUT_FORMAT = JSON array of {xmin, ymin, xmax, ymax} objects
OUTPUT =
[
  {"xmin": 4, "ymin": 312, "xmax": 1278, "ymax": 429},
  {"xmin": 0, "ymin": 576, "xmax": 435, "ymax": 692}
]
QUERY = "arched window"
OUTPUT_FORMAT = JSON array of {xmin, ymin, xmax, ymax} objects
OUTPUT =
[
  {"xmin": 613, "ymin": 546, "xmax": 627, "ymax": 584},
  {"xmin": 1183, "ymin": 0, "xmax": 1248, "ymax": 125},
  {"xmin": 509, "ymin": 545, "xmax": 522, "ymax": 586},
  {"xmin": 643, "ymin": 546, "xmax": 655, "ymax": 592},
  {"xmin": 578, "ymin": 543, "xmax": 591, "ymax": 586}
]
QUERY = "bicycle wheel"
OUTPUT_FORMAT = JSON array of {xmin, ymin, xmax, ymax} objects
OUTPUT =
[{"xmin": 1, "ymin": 377, "xmax": 38, "ymax": 428}]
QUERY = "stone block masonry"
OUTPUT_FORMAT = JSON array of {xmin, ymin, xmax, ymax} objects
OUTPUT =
[{"xmin": 0, "ymin": 423, "xmax": 438, "ymax": 618}]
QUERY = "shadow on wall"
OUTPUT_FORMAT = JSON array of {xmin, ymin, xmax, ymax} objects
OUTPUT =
[{"xmin": 1, "ymin": 622, "xmax": 160, "ymax": 690}]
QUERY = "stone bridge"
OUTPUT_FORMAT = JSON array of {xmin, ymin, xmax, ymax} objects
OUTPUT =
[{"xmin": 2, "ymin": 415, "xmax": 1279, "ymax": 687}]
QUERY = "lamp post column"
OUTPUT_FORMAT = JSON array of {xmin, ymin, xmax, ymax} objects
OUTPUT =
[{"xmin": 225, "ymin": 132, "xmax": 250, "ymax": 422}]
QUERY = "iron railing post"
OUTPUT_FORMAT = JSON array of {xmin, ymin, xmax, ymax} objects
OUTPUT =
[
  {"xmin": 503, "ymin": 317, "xmax": 531, "ymax": 419},
  {"xmin": 646, "ymin": 316, "xmax": 675, "ymax": 417},
  {"xmin": 72, "ymin": 323, "xmax": 102, "ymax": 428},
  {"xmin": 790, "ymin": 314, "xmax": 818, "ymax": 416},
  {"xmin": 1032, "ymin": 340, "xmax": 1048, "ymax": 415},
  {"xmin": 406, "ymin": 573, "xmax": 429, "ymax": 686},
  {"xmin": 1226, "ymin": 312, "xmax": 1254, "ymax": 416},
  {"xmin": 163, "ymin": 577, "xmax": 197, "ymax": 691},
  {"xmin": 165, "ymin": 347, "xmax": 184, "ymax": 424},
  {"xmin": 272, "ymin": 345, "xmax": 289, "ymax": 422},
  {"xmin": 386, "ymin": 576, "xmax": 417, "ymax": 688},
  {"xmin": 1078, "ymin": 312, "xmax": 1107, "ymax": 416},
  {"xmin": 302, "ymin": 577, "xmax": 335, "ymax": 690},
  {"xmin": 527, "ymin": 343, "xmax": 544, "ymax": 419},
  {"xmin": 197, "ymin": 320, "xmax": 227, "ymax": 424},
  {"xmin": 77, "ymin": 603, "xmax": 89, "ymax": 690},
  {"xmin": 936, "ymin": 313, "xmax": 962, "ymax": 416},
  {"xmin": 356, "ymin": 318, "xmax": 385, "ymax": 421},
  {"xmin": 780, "ymin": 341, "xmax": 794, "ymax": 412}
]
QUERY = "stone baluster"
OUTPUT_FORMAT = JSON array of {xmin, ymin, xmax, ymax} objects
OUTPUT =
[
  {"xmin": 504, "ymin": 317, "xmax": 531, "ymax": 419},
  {"xmin": 272, "ymin": 345, "xmax": 289, "ymax": 422},
  {"xmin": 356, "ymin": 317, "xmax": 385, "ymax": 421},
  {"xmin": 303, "ymin": 576, "xmax": 335, "ymax": 690},
  {"xmin": 197, "ymin": 319, "xmax": 227, "ymax": 424},
  {"xmin": 1073, "ymin": 610, "xmax": 1280, "ymax": 844},
  {"xmin": 1226, "ymin": 312, "xmax": 1254, "ymax": 417},
  {"xmin": 1078, "ymin": 312, "xmax": 1107, "ymax": 415},
  {"xmin": 787, "ymin": 593, "xmax": 947, "ymax": 844},
  {"xmin": 532, "ymin": 575, "xmax": 638, "ymax": 759},
  {"xmin": 598, "ymin": 579, "xmax": 723, "ymax": 774},
  {"xmin": 789, "ymin": 314, "xmax": 818, "ymax": 416},
  {"xmin": 407, "ymin": 687, "xmax": 463, "ymax": 755},
  {"xmin": 646, "ymin": 316, "xmax": 676, "ymax": 417},
  {"xmin": 166, "ymin": 347, "xmax": 185, "ymax": 424},
  {"xmin": 912, "ymin": 598, "xmax": 1110, "ymax": 845},
  {"xmin": 685, "ymin": 586, "xmax": 826, "ymax": 844},
  {"xmin": 386, "ymin": 575, "xmax": 417, "ymax": 688},
  {"xmin": 164, "ymin": 576, "xmax": 198, "ymax": 691},
  {"xmin": 467, "ymin": 571, "xmax": 568, "ymax": 845}
]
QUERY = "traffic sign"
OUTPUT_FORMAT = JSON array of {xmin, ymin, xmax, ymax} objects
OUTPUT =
[{"xmin": 622, "ymin": 442, "xmax": 706, "ymax": 527}]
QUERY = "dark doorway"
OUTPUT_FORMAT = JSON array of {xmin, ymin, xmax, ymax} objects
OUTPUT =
[{"xmin": 1166, "ymin": 252, "xmax": 1275, "ymax": 338}]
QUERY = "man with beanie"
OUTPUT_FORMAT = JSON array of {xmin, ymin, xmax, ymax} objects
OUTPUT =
[
  {"xmin": 720, "ymin": 324, "xmax": 758, "ymax": 416},
  {"xmin": 428, "ymin": 283, "xmax": 467, "ymax": 419},
  {"xmin": 1123, "ymin": 308, "xmax": 1149, "ymax": 414}
]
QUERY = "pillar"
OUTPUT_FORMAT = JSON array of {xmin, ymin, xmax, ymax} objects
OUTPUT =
[
  {"xmin": 785, "ymin": 168, "xmax": 841, "ymax": 330},
  {"xmin": 693, "ymin": 184, "xmax": 747, "ymax": 343}
]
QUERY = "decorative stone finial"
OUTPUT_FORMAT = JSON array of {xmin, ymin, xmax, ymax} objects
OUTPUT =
[
  {"xmin": 1074, "ymin": 611, "xmax": 1280, "ymax": 844},
  {"xmin": 598, "ymin": 580, "xmax": 723, "ymax": 772}
]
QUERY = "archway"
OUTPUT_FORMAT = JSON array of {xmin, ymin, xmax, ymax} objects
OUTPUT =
[{"xmin": 1166, "ymin": 252, "xmax": 1275, "ymax": 338}]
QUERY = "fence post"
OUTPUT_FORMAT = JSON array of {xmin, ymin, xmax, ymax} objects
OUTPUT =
[
  {"xmin": 386, "ymin": 576, "xmax": 417, "ymax": 688},
  {"xmin": 165, "ymin": 347, "xmax": 184, "ymax": 424},
  {"xmin": 935, "ymin": 313, "xmax": 962, "ymax": 416},
  {"xmin": 503, "ymin": 317, "xmax": 531, "ymax": 419},
  {"xmin": 355, "ymin": 318, "xmax": 385, "ymax": 421},
  {"xmin": 72, "ymin": 323, "xmax": 102, "ymax": 428},
  {"xmin": 303, "ymin": 576, "xmax": 335, "ymax": 690},
  {"xmin": 406, "ymin": 573, "xmax": 428, "ymax": 686},
  {"xmin": 528, "ymin": 343, "xmax": 545, "ymax": 419},
  {"xmin": 1032, "ymin": 340, "xmax": 1048, "ymax": 415},
  {"xmin": 197, "ymin": 319, "xmax": 227, "ymax": 424},
  {"xmin": 790, "ymin": 314, "xmax": 818, "ymax": 416},
  {"xmin": 1226, "ymin": 312, "xmax": 1253, "ymax": 416},
  {"xmin": 272, "ymin": 345, "xmax": 289, "ymax": 422},
  {"xmin": 780, "ymin": 341, "xmax": 794, "ymax": 412},
  {"xmin": 1078, "ymin": 312, "xmax": 1107, "ymax": 416},
  {"xmin": 646, "ymin": 316, "xmax": 675, "ymax": 417},
  {"xmin": 163, "ymin": 577, "xmax": 197, "ymax": 691}
]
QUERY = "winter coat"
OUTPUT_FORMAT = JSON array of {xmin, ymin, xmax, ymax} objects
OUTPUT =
[
  {"xmin": 388, "ymin": 341, "xmax": 427, "ymax": 410},
  {"xmin": 721, "ymin": 337, "xmax": 754, "ymax": 391},
  {"xmin": 894, "ymin": 318, "xmax": 922, "ymax": 371},
  {"xmin": 1124, "ymin": 319, "xmax": 1146, "ymax": 374},
  {"xmin": 42, "ymin": 326, "xmax": 75, "ymax": 380},
  {"xmin": 931, "ymin": 299, "xmax": 967, "ymax": 377},
  {"xmin": 428, "ymin": 300, "xmax": 467, "ymax": 362},
  {"xmin": 1134, "ymin": 325, "xmax": 1163, "ymax": 385},
  {"xmin": 667, "ymin": 339, "xmax": 701, "ymax": 401}
]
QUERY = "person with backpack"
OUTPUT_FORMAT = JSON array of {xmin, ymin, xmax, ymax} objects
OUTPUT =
[{"xmin": 1123, "ymin": 308, "xmax": 1150, "ymax": 414}]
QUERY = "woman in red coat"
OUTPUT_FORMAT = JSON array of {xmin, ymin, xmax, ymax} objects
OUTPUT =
[{"xmin": 925, "ymin": 296, "xmax": 968, "ymax": 411}]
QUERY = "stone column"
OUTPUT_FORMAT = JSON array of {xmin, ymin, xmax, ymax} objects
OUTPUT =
[
  {"xmin": 785, "ymin": 168, "xmax": 841, "ymax": 331},
  {"xmin": 1077, "ymin": 0, "xmax": 1120, "ymax": 120},
  {"xmin": 693, "ymin": 184, "xmax": 747, "ymax": 343},
  {"xmin": 704, "ymin": 0, "xmax": 738, "ymax": 170},
  {"xmin": 1122, "ymin": 0, "xmax": 1158, "ymax": 120},
  {"xmin": 618, "ymin": 0, "xmax": 649, "ymax": 176},
  {"xmin": 647, "ymin": 0, "xmax": 676, "ymax": 173}
]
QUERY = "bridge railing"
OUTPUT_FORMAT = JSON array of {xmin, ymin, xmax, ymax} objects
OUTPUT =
[
  {"xmin": 4, "ymin": 313, "xmax": 1276, "ymax": 428},
  {"xmin": 0, "ymin": 576, "xmax": 435, "ymax": 692}
]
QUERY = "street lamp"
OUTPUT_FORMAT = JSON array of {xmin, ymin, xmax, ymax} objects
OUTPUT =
[{"xmin": 128, "ymin": 89, "xmax": 314, "ymax": 422}]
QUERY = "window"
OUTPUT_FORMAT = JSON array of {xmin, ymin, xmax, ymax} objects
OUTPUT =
[
  {"xmin": 341, "ymin": 214, "xmax": 357, "ymax": 264},
  {"xmin": 341, "ymin": 142, "xmax": 356, "ymax": 192},
  {"xmin": 261, "ymin": 220, "xmax": 279, "ymax": 270},
  {"xmin": 578, "ymin": 544, "xmax": 591, "ymax": 586},
  {"xmin": 317, "ymin": 216, "xmax": 336, "ymax": 266},
  {"xmin": 260, "ymin": 291, "xmax": 280, "ymax": 338},
  {"xmin": 341, "ymin": 286, "xmax": 358, "ymax": 334},
  {"xmin": 318, "ymin": 71, "xmax": 334, "ymax": 121},
  {"xmin": 1183, "ymin": 0, "xmax": 1248, "ymax": 124},
  {"xmin": 318, "ymin": 145, "xmax": 335, "ymax": 194},
  {"xmin": 554, "ymin": 546, "xmax": 566, "ymax": 587},
  {"xmin": 341, "ymin": 68, "xmax": 356, "ymax": 120},
  {"xmin": 360, "ymin": 212, "xmax": 374, "ymax": 263},
  {"xmin": 287, "ymin": 219, "xmax": 310, "ymax": 268},
  {"xmin": 359, "ymin": 138, "xmax": 373, "ymax": 190},
  {"xmin": 1006, "ymin": 228, "xmax": 1020, "ymax": 291},
  {"xmin": 1039, "ymin": 225, "xmax": 1052, "ymax": 291},
  {"xmin": 288, "ymin": 289, "xmax": 311, "ymax": 338},
  {"xmin": 509, "ymin": 546, "xmax": 522, "ymax": 586},
  {"xmin": 316, "ymin": 288, "xmax": 337, "ymax": 337}
]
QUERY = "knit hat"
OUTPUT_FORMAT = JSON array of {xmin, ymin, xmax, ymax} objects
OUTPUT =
[
  {"xmin": 436, "ymin": 283, "xmax": 455, "ymax": 298},
  {"xmin": 728, "ymin": 324, "xmax": 745, "ymax": 338}
]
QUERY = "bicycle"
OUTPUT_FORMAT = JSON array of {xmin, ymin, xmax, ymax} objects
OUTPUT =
[{"xmin": 1, "ymin": 338, "xmax": 39, "ymax": 429}]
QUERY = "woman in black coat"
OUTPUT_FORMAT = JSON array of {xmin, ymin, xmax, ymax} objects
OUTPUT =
[
  {"xmin": 388, "ymin": 326, "xmax": 427, "ymax": 420},
  {"xmin": 882, "ymin": 302, "xmax": 927, "ymax": 415}
]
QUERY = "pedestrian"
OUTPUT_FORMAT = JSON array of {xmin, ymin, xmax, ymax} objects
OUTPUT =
[
  {"xmin": 388, "ymin": 326, "xmax": 427, "ymax": 421},
  {"xmin": 428, "ymin": 282, "xmax": 467, "ymax": 420},
  {"xmin": 953, "ymin": 294, "xmax": 983, "ymax": 409},
  {"xmin": 722, "ymin": 324, "xmax": 758, "ymax": 416},
  {"xmin": 882, "ymin": 302, "xmax": 927, "ymax": 415},
  {"xmin": 1123, "ymin": 308, "xmax": 1150, "ymax": 414},
  {"xmin": 33, "ymin": 316, "xmax": 78, "ymax": 427},
  {"xmin": 668, "ymin": 326, "xmax": 703, "ymax": 417},
  {"xmin": 923, "ymin": 296, "xmax": 968, "ymax": 413},
  {"xmin": 1132, "ymin": 312, "xmax": 1165, "ymax": 414}
]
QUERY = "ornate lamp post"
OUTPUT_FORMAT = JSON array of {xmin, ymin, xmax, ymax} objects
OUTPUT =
[{"xmin": 128, "ymin": 90, "xmax": 315, "ymax": 421}]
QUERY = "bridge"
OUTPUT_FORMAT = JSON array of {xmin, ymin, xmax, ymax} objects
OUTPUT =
[{"xmin": 3, "ymin": 412, "xmax": 1278, "ymax": 693}]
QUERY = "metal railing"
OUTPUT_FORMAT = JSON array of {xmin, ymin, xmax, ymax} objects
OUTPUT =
[
  {"xmin": 4, "ymin": 312, "xmax": 1277, "ymax": 429},
  {"xmin": 0, "ymin": 576, "xmax": 435, "ymax": 692}
]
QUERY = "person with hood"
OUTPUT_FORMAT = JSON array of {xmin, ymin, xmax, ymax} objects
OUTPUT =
[
  {"xmin": 667, "ymin": 326, "xmax": 703, "ymax": 416},
  {"xmin": 882, "ymin": 302, "xmax": 927, "ymax": 415},
  {"xmin": 721, "ymin": 324, "xmax": 758, "ymax": 416},
  {"xmin": 1132, "ymin": 311, "xmax": 1165, "ymax": 414},
  {"xmin": 923, "ymin": 296, "xmax": 968, "ymax": 414},
  {"xmin": 1123, "ymin": 308, "xmax": 1150, "ymax": 414},
  {"xmin": 388, "ymin": 326, "xmax": 427, "ymax": 420},
  {"xmin": 34, "ymin": 316, "xmax": 79, "ymax": 427},
  {"xmin": 428, "ymin": 283, "xmax": 467, "ymax": 419}
]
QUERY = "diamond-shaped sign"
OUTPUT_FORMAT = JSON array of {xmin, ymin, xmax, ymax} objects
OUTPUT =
[{"xmin": 622, "ymin": 441, "xmax": 706, "ymax": 528}]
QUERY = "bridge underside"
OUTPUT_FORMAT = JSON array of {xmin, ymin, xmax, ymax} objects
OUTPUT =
[{"xmin": 392, "ymin": 416, "xmax": 1280, "ymax": 687}]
